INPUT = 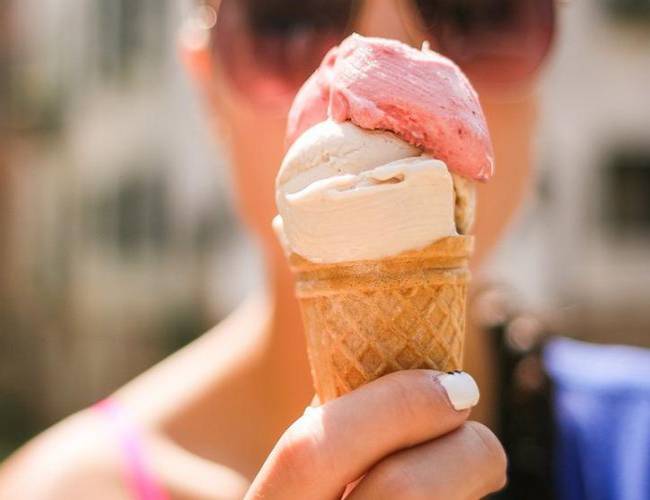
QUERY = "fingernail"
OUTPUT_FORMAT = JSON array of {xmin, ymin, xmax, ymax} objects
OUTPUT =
[
  {"xmin": 437, "ymin": 371, "xmax": 480, "ymax": 411},
  {"xmin": 303, "ymin": 406, "xmax": 314, "ymax": 416}
]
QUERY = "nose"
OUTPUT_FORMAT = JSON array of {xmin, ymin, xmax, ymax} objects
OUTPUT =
[
  {"xmin": 355, "ymin": 0, "xmax": 410, "ymax": 41},
  {"xmin": 354, "ymin": 0, "xmax": 436, "ymax": 49}
]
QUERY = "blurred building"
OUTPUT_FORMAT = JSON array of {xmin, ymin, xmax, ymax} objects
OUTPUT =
[
  {"xmin": 1, "ymin": 0, "xmax": 261, "ymax": 455},
  {"xmin": 490, "ymin": 0, "xmax": 650, "ymax": 346}
]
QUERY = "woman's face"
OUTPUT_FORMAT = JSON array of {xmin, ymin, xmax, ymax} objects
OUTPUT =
[{"xmin": 186, "ymin": 0, "xmax": 542, "ymax": 267}]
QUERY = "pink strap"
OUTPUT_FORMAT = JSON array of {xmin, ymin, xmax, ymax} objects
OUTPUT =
[{"xmin": 93, "ymin": 399, "xmax": 169, "ymax": 500}]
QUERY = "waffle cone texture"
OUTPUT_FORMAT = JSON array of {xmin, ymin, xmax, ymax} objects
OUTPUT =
[{"xmin": 290, "ymin": 235, "xmax": 473, "ymax": 402}]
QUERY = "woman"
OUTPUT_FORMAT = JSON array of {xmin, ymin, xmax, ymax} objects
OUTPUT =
[{"xmin": 0, "ymin": 1, "xmax": 555, "ymax": 498}]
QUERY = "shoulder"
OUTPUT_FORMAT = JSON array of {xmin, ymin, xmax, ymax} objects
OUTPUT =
[{"xmin": 0, "ymin": 410, "xmax": 130, "ymax": 500}]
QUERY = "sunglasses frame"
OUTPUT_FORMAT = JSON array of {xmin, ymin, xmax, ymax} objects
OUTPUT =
[
  {"xmin": 397, "ymin": 0, "xmax": 556, "ymax": 91},
  {"xmin": 187, "ymin": 0, "xmax": 556, "ymax": 109}
]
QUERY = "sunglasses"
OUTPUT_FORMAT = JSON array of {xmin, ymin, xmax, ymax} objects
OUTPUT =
[{"xmin": 203, "ymin": 0, "xmax": 555, "ymax": 108}]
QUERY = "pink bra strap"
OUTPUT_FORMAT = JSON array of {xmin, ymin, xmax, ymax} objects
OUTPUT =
[{"xmin": 93, "ymin": 399, "xmax": 169, "ymax": 500}]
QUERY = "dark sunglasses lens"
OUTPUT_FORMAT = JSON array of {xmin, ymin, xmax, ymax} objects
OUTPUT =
[
  {"xmin": 415, "ymin": 0, "xmax": 555, "ymax": 86},
  {"xmin": 215, "ymin": 0, "xmax": 351, "ymax": 106}
]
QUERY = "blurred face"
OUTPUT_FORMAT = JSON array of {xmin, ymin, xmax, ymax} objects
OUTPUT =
[{"xmin": 183, "ymin": 0, "xmax": 554, "ymax": 266}]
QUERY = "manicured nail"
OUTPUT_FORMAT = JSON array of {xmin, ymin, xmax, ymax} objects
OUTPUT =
[
  {"xmin": 303, "ymin": 406, "xmax": 315, "ymax": 416},
  {"xmin": 438, "ymin": 371, "xmax": 480, "ymax": 411}
]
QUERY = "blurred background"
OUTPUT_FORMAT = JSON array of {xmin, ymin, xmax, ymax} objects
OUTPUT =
[{"xmin": 1, "ymin": 0, "xmax": 649, "ymax": 459}]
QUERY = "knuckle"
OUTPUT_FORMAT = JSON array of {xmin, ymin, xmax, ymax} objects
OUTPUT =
[
  {"xmin": 273, "ymin": 414, "xmax": 322, "ymax": 478},
  {"xmin": 373, "ymin": 458, "xmax": 422, "ymax": 500},
  {"xmin": 464, "ymin": 421, "xmax": 508, "ymax": 491},
  {"xmin": 381, "ymin": 371, "xmax": 444, "ymax": 428}
]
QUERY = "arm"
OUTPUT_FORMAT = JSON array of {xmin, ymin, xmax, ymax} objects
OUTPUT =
[{"xmin": 0, "ymin": 409, "xmax": 249, "ymax": 500}]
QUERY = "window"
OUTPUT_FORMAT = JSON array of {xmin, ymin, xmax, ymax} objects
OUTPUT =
[
  {"xmin": 97, "ymin": 0, "xmax": 169, "ymax": 81},
  {"xmin": 603, "ymin": 148, "xmax": 650, "ymax": 237},
  {"xmin": 88, "ymin": 168, "xmax": 171, "ymax": 258},
  {"xmin": 601, "ymin": 0, "xmax": 650, "ymax": 22}
]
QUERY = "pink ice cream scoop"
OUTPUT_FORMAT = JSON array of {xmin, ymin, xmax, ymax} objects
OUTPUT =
[{"xmin": 286, "ymin": 34, "xmax": 494, "ymax": 182}]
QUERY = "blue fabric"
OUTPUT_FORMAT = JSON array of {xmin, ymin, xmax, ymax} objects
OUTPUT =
[{"xmin": 544, "ymin": 338, "xmax": 650, "ymax": 500}]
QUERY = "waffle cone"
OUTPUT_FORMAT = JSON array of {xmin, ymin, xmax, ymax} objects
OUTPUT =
[{"xmin": 289, "ymin": 235, "xmax": 473, "ymax": 402}]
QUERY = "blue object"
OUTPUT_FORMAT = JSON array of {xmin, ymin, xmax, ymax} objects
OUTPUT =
[{"xmin": 544, "ymin": 337, "xmax": 650, "ymax": 500}]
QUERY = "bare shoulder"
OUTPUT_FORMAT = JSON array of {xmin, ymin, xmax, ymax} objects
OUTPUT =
[
  {"xmin": 0, "ymin": 297, "xmax": 272, "ymax": 499},
  {"xmin": 0, "ymin": 411, "xmax": 129, "ymax": 500}
]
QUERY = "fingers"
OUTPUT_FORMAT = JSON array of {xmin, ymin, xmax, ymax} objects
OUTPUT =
[
  {"xmin": 245, "ymin": 370, "xmax": 479, "ymax": 500},
  {"xmin": 347, "ymin": 421, "xmax": 507, "ymax": 500}
]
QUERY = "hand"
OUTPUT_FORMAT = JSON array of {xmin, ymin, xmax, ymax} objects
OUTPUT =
[{"xmin": 245, "ymin": 370, "xmax": 507, "ymax": 499}]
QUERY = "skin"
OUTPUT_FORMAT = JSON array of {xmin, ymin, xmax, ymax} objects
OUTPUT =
[{"xmin": 0, "ymin": 0, "xmax": 537, "ymax": 498}]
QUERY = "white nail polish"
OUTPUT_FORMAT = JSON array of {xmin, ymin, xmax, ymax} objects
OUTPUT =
[
  {"xmin": 438, "ymin": 371, "xmax": 480, "ymax": 411},
  {"xmin": 303, "ymin": 406, "xmax": 315, "ymax": 416}
]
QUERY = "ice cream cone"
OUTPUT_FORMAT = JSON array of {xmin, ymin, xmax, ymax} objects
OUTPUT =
[{"xmin": 289, "ymin": 235, "xmax": 473, "ymax": 402}]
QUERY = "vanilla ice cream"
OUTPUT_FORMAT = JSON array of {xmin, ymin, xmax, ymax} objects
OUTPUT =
[
  {"xmin": 452, "ymin": 173, "xmax": 476, "ymax": 235},
  {"xmin": 275, "ymin": 120, "xmax": 457, "ymax": 263}
]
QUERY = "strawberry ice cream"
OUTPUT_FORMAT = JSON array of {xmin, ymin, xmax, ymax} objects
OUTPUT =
[{"xmin": 287, "ymin": 34, "xmax": 494, "ymax": 182}]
